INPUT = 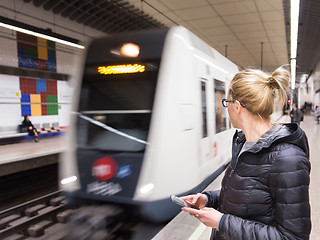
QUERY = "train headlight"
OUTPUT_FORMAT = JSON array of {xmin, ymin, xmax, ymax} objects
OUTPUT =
[
  {"xmin": 60, "ymin": 176, "xmax": 77, "ymax": 185},
  {"xmin": 139, "ymin": 183, "xmax": 154, "ymax": 195},
  {"xmin": 120, "ymin": 43, "xmax": 140, "ymax": 57}
]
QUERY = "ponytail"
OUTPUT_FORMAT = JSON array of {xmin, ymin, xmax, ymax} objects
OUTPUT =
[{"xmin": 229, "ymin": 66, "xmax": 290, "ymax": 121}]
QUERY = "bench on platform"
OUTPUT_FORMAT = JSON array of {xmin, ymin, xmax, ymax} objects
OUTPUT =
[{"xmin": 0, "ymin": 123, "xmax": 65, "ymax": 144}]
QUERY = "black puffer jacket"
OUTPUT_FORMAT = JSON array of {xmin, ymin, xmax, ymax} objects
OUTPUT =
[{"xmin": 203, "ymin": 123, "xmax": 311, "ymax": 240}]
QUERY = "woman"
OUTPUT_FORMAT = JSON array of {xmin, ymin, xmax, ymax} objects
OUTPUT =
[
  {"xmin": 181, "ymin": 67, "xmax": 311, "ymax": 239},
  {"xmin": 22, "ymin": 115, "xmax": 39, "ymax": 142}
]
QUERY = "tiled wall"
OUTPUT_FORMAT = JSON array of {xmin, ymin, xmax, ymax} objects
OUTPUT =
[
  {"xmin": 20, "ymin": 77, "xmax": 58, "ymax": 117},
  {"xmin": 17, "ymin": 32, "xmax": 57, "ymax": 72},
  {"xmin": 0, "ymin": 29, "xmax": 73, "ymax": 129},
  {"xmin": 0, "ymin": 0, "xmax": 106, "ymax": 130},
  {"xmin": 0, "ymin": 74, "xmax": 72, "ymax": 129}
]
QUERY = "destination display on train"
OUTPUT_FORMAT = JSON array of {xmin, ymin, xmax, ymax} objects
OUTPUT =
[{"xmin": 98, "ymin": 64, "xmax": 145, "ymax": 75}]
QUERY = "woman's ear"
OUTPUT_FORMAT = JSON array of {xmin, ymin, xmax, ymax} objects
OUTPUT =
[{"xmin": 234, "ymin": 100, "xmax": 242, "ymax": 113}]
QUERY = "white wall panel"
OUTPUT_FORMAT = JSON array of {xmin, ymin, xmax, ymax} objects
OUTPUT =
[
  {"xmin": 58, "ymin": 80, "xmax": 72, "ymax": 127},
  {"xmin": 0, "ymin": 104, "xmax": 21, "ymax": 129},
  {"xmin": 30, "ymin": 115, "xmax": 59, "ymax": 126},
  {"xmin": 58, "ymin": 81, "xmax": 73, "ymax": 103},
  {"xmin": 0, "ymin": 74, "xmax": 20, "ymax": 89},
  {"xmin": 0, "ymin": 75, "xmax": 20, "ymax": 104},
  {"xmin": 59, "ymin": 104, "xmax": 72, "ymax": 127}
]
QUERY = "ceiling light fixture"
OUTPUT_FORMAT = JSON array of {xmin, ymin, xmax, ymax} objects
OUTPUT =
[
  {"xmin": 290, "ymin": 0, "xmax": 300, "ymax": 89},
  {"xmin": 0, "ymin": 16, "xmax": 85, "ymax": 49}
]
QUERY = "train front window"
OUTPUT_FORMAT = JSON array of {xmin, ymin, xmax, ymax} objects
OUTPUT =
[{"xmin": 77, "ymin": 61, "xmax": 159, "ymax": 152}]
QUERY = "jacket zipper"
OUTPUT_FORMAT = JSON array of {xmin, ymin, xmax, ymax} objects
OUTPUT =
[
  {"xmin": 221, "ymin": 153, "xmax": 246, "ymax": 212},
  {"xmin": 221, "ymin": 168, "xmax": 234, "ymax": 212}
]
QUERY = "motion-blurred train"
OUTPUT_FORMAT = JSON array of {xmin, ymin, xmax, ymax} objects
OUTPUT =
[{"xmin": 60, "ymin": 26, "xmax": 238, "ymax": 223}]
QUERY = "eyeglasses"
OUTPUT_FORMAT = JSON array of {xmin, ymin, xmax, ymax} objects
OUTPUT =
[{"xmin": 222, "ymin": 99, "xmax": 246, "ymax": 108}]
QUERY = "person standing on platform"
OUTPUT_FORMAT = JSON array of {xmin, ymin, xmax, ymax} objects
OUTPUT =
[
  {"xmin": 22, "ymin": 114, "xmax": 39, "ymax": 142},
  {"xmin": 181, "ymin": 67, "xmax": 311, "ymax": 240},
  {"xmin": 290, "ymin": 103, "xmax": 303, "ymax": 124},
  {"xmin": 315, "ymin": 106, "xmax": 320, "ymax": 124}
]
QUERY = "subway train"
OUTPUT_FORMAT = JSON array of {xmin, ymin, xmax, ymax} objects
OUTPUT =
[{"xmin": 59, "ymin": 26, "xmax": 239, "ymax": 223}]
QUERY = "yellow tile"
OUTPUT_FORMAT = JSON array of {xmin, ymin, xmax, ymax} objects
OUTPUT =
[
  {"xmin": 37, "ymin": 37, "xmax": 48, "ymax": 60},
  {"xmin": 31, "ymin": 104, "xmax": 42, "ymax": 116},
  {"xmin": 30, "ymin": 94, "xmax": 41, "ymax": 103}
]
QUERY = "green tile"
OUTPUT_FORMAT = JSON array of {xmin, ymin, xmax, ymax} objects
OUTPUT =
[
  {"xmin": 46, "ymin": 95, "xmax": 57, "ymax": 103},
  {"xmin": 47, "ymin": 41, "xmax": 55, "ymax": 49},
  {"xmin": 25, "ymin": 47, "xmax": 37, "ymax": 58},
  {"xmin": 47, "ymin": 104, "xmax": 58, "ymax": 115}
]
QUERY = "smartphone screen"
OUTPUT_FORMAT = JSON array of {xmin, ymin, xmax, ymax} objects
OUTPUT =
[{"xmin": 170, "ymin": 195, "xmax": 200, "ymax": 210}]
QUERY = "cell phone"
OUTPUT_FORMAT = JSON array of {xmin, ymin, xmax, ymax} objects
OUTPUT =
[{"xmin": 170, "ymin": 195, "xmax": 200, "ymax": 210}]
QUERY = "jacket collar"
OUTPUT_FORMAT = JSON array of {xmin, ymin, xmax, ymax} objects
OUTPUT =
[{"xmin": 232, "ymin": 123, "xmax": 309, "ymax": 157}]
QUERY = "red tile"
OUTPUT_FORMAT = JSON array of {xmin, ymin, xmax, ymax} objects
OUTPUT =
[
  {"xmin": 17, "ymin": 32, "xmax": 37, "ymax": 44},
  {"xmin": 40, "ymin": 92, "xmax": 47, "ymax": 102},
  {"xmin": 20, "ymin": 77, "xmax": 37, "ymax": 94},
  {"xmin": 41, "ymin": 105, "xmax": 47, "ymax": 115},
  {"xmin": 17, "ymin": 41, "xmax": 37, "ymax": 49},
  {"xmin": 46, "ymin": 80, "xmax": 57, "ymax": 94},
  {"xmin": 36, "ymin": 59, "xmax": 48, "ymax": 71}
]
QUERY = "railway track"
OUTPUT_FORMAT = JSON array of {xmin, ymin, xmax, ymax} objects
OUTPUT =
[
  {"xmin": 0, "ymin": 190, "xmax": 69, "ymax": 240},
  {"xmin": 0, "ymin": 191, "xmax": 140, "ymax": 240}
]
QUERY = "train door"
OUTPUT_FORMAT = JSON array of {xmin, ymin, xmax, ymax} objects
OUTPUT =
[{"xmin": 200, "ymin": 79, "xmax": 210, "ymax": 164}]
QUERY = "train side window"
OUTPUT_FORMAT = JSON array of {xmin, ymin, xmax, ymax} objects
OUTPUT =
[
  {"xmin": 201, "ymin": 80, "xmax": 208, "ymax": 138},
  {"xmin": 214, "ymin": 79, "xmax": 227, "ymax": 133}
]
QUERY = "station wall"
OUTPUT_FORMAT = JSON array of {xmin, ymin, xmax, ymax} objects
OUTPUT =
[
  {"xmin": 0, "ymin": 0, "xmax": 105, "ymax": 131},
  {"xmin": 0, "ymin": 29, "xmax": 75, "ymax": 130},
  {"xmin": 311, "ymin": 61, "xmax": 320, "ymax": 107}
]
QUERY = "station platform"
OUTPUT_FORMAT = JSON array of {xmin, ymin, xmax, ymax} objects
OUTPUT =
[
  {"xmin": 154, "ymin": 115, "xmax": 320, "ymax": 240},
  {"xmin": 0, "ymin": 135, "xmax": 66, "ymax": 176},
  {"xmin": 1, "ymin": 115, "xmax": 319, "ymax": 239}
]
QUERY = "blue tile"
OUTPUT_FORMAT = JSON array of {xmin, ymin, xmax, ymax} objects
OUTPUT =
[
  {"xmin": 48, "ymin": 53, "xmax": 56, "ymax": 72},
  {"xmin": 18, "ymin": 46, "xmax": 25, "ymax": 56},
  {"xmin": 18, "ymin": 56, "xmax": 36, "ymax": 69},
  {"xmin": 37, "ymin": 79, "xmax": 46, "ymax": 94},
  {"xmin": 21, "ymin": 94, "xmax": 30, "ymax": 103},
  {"xmin": 21, "ymin": 104, "xmax": 31, "ymax": 116}
]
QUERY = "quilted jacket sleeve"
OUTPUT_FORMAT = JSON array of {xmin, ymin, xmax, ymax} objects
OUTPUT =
[
  {"xmin": 218, "ymin": 145, "xmax": 311, "ymax": 240},
  {"xmin": 202, "ymin": 190, "xmax": 220, "ymax": 210}
]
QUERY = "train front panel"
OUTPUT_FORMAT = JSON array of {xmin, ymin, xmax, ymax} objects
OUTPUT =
[{"xmin": 71, "ymin": 29, "xmax": 168, "ymax": 206}]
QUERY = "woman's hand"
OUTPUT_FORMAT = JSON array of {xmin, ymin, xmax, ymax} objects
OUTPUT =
[
  {"xmin": 28, "ymin": 126, "xmax": 32, "ymax": 130},
  {"xmin": 180, "ymin": 193, "xmax": 207, "ymax": 209},
  {"xmin": 181, "ymin": 207, "xmax": 222, "ymax": 229}
]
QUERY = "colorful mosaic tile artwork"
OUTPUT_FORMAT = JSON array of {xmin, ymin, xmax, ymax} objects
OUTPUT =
[
  {"xmin": 20, "ymin": 78, "xmax": 58, "ymax": 116},
  {"xmin": 17, "ymin": 32, "xmax": 57, "ymax": 72}
]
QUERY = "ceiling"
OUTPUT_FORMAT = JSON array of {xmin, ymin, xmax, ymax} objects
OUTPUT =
[
  {"xmin": 129, "ymin": 0, "xmax": 288, "ymax": 73},
  {"xmin": 283, "ymin": 0, "xmax": 320, "ymax": 80},
  {"xmin": 21, "ymin": 0, "xmax": 320, "ymax": 82}
]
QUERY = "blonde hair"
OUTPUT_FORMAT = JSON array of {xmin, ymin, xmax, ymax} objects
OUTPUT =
[{"xmin": 229, "ymin": 66, "xmax": 291, "ymax": 121}]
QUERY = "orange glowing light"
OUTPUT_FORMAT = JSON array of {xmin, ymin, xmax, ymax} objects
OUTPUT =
[
  {"xmin": 98, "ymin": 64, "xmax": 145, "ymax": 75},
  {"xmin": 120, "ymin": 43, "xmax": 140, "ymax": 57}
]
